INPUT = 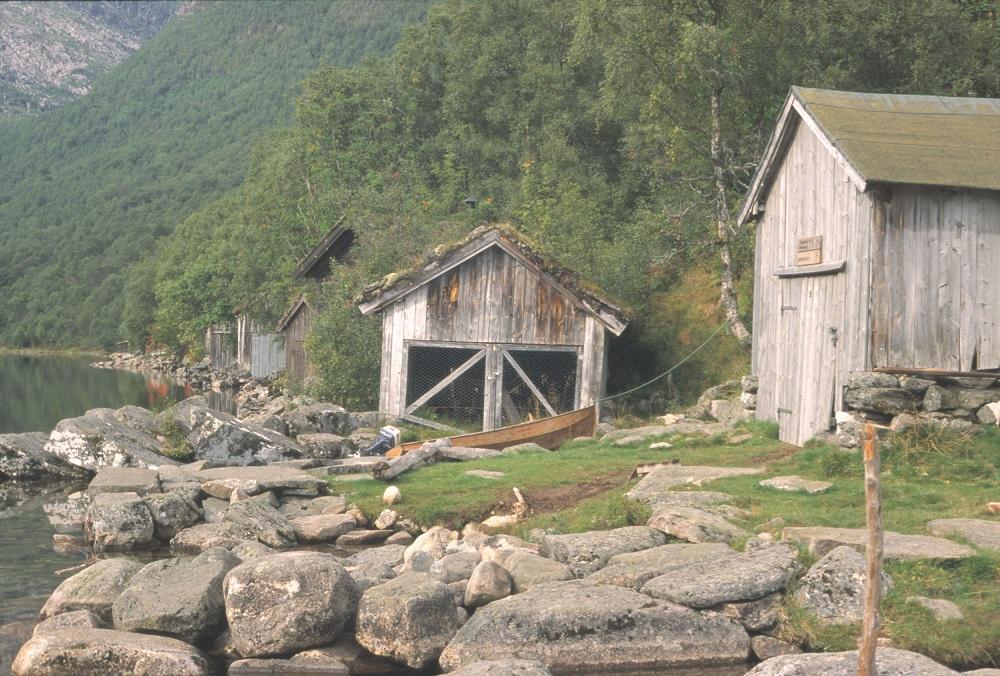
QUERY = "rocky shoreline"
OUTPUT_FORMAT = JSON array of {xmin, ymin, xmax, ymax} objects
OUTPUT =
[{"xmin": 3, "ymin": 373, "xmax": 999, "ymax": 675}]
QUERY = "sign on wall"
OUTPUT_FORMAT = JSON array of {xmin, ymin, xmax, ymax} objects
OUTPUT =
[{"xmin": 796, "ymin": 235, "xmax": 823, "ymax": 266}]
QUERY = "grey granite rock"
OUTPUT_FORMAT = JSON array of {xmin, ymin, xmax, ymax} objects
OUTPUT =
[
  {"xmin": 224, "ymin": 552, "xmax": 359, "ymax": 657},
  {"xmin": 12, "ymin": 628, "xmax": 209, "ymax": 675},
  {"xmin": 355, "ymin": 572, "xmax": 459, "ymax": 670},
  {"xmin": 744, "ymin": 647, "xmax": 957, "ymax": 675},
  {"xmin": 539, "ymin": 526, "xmax": 667, "ymax": 577},
  {"xmin": 438, "ymin": 580, "xmax": 750, "ymax": 673},
  {"xmin": 641, "ymin": 541, "xmax": 801, "ymax": 608},
  {"xmin": 112, "ymin": 547, "xmax": 239, "ymax": 643}
]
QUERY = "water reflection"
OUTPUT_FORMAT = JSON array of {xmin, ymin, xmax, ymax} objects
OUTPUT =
[{"xmin": 0, "ymin": 353, "xmax": 234, "ymax": 435}]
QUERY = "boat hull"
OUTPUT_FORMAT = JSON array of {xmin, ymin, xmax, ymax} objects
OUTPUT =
[{"xmin": 387, "ymin": 405, "xmax": 597, "ymax": 458}]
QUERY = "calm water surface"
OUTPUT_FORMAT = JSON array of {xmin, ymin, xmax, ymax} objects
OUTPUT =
[{"xmin": 0, "ymin": 353, "xmax": 196, "ymax": 434}]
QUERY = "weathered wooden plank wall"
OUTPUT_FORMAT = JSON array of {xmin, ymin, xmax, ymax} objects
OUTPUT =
[
  {"xmin": 377, "ymin": 245, "xmax": 607, "ymax": 422},
  {"xmin": 251, "ymin": 334, "xmax": 286, "ymax": 378},
  {"xmin": 284, "ymin": 305, "xmax": 313, "ymax": 383},
  {"xmin": 871, "ymin": 186, "xmax": 1000, "ymax": 371},
  {"xmin": 752, "ymin": 120, "xmax": 874, "ymax": 446},
  {"xmin": 205, "ymin": 323, "xmax": 235, "ymax": 370}
]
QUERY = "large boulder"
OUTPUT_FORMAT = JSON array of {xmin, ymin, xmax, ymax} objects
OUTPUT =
[
  {"xmin": 355, "ymin": 572, "xmax": 460, "ymax": 670},
  {"xmin": 430, "ymin": 551, "xmax": 482, "ymax": 584},
  {"xmin": 342, "ymin": 544, "xmax": 407, "ymax": 570},
  {"xmin": 40, "ymin": 558, "xmax": 144, "ymax": 623},
  {"xmin": 296, "ymin": 433, "xmax": 350, "ymax": 459},
  {"xmin": 641, "ymin": 541, "xmax": 801, "ymax": 608},
  {"xmin": 586, "ymin": 542, "xmax": 733, "ymax": 590},
  {"xmin": 112, "ymin": 547, "xmax": 240, "ymax": 643},
  {"xmin": 794, "ymin": 546, "xmax": 893, "ymax": 625},
  {"xmin": 498, "ymin": 552, "xmax": 574, "ymax": 593},
  {"xmin": 84, "ymin": 492, "xmax": 157, "ymax": 552},
  {"xmin": 224, "ymin": 495, "xmax": 297, "ymax": 549},
  {"xmin": 291, "ymin": 514, "xmax": 356, "ymax": 544},
  {"xmin": 32, "ymin": 610, "xmax": 105, "ymax": 636},
  {"xmin": 170, "ymin": 521, "xmax": 255, "ymax": 554},
  {"xmin": 646, "ymin": 506, "xmax": 747, "ymax": 544},
  {"xmin": 44, "ymin": 407, "xmax": 177, "ymax": 471},
  {"xmin": 745, "ymin": 647, "xmax": 958, "ymax": 675},
  {"xmin": 144, "ymin": 491, "xmax": 202, "ymax": 541},
  {"xmin": 87, "ymin": 467, "xmax": 160, "ymax": 496},
  {"xmin": 404, "ymin": 525, "xmax": 454, "ymax": 564},
  {"xmin": 12, "ymin": 628, "xmax": 210, "ymax": 675},
  {"xmin": 283, "ymin": 404, "xmax": 354, "ymax": 437},
  {"xmin": 195, "ymin": 466, "xmax": 327, "ymax": 496},
  {"xmin": 438, "ymin": 580, "xmax": 750, "ymax": 672},
  {"xmin": 224, "ymin": 552, "xmax": 359, "ymax": 657},
  {"xmin": 0, "ymin": 432, "xmax": 83, "ymax": 481},
  {"xmin": 157, "ymin": 396, "xmax": 304, "ymax": 466},
  {"xmin": 538, "ymin": 526, "xmax": 666, "ymax": 577},
  {"xmin": 464, "ymin": 561, "xmax": 513, "ymax": 607}
]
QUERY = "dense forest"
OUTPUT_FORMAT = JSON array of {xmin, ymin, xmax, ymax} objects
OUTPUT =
[
  {"xmin": 0, "ymin": 0, "xmax": 428, "ymax": 348},
  {"xmin": 6, "ymin": 0, "xmax": 1000, "ymax": 408}
]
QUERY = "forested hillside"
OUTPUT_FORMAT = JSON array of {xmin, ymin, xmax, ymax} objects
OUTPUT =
[
  {"xmin": 141, "ymin": 0, "xmax": 1000, "ymax": 407},
  {"xmin": 0, "ymin": 0, "xmax": 427, "ymax": 348}
]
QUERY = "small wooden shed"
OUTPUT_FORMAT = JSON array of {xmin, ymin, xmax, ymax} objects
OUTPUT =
[
  {"xmin": 276, "ymin": 297, "xmax": 313, "ymax": 383},
  {"xmin": 277, "ymin": 225, "xmax": 354, "ymax": 383},
  {"xmin": 742, "ymin": 87, "xmax": 1000, "ymax": 446},
  {"xmin": 357, "ymin": 226, "xmax": 629, "ymax": 431}
]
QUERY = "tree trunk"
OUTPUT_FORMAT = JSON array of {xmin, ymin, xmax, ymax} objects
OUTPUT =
[{"xmin": 709, "ymin": 81, "xmax": 752, "ymax": 349}]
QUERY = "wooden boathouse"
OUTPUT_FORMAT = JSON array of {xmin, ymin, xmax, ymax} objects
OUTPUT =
[
  {"xmin": 743, "ymin": 87, "xmax": 1000, "ymax": 446},
  {"xmin": 356, "ymin": 225, "xmax": 629, "ymax": 431}
]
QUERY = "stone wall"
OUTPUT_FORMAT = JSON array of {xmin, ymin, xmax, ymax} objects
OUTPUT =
[{"xmin": 835, "ymin": 372, "xmax": 1000, "ymax": 447}]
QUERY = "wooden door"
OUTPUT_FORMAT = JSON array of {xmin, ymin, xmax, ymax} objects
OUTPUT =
[{"xmin": 777, "ymin": 273, "xmax": 844, "ymax": 446}]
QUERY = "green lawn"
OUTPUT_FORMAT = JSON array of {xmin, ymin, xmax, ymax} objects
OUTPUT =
[{"xmin": 329, "ymin": 422, "xmax": 1000, "ymax": 669}]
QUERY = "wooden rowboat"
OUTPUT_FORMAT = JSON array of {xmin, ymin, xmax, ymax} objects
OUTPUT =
[{"xmin": 386, "ymin": 405, "xmax": 597, "ymax": 458}]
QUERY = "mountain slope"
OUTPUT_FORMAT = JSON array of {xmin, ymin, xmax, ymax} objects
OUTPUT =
[
  {"xmin": 0, "ymin": 0, "xmax": 428, "ymax": 348},
  {"xmin": 0, "ymin": 1, "xmax": 183, "ymax": 115}
]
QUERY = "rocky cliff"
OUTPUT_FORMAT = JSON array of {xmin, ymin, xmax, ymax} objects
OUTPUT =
[{"xmin": 0, "ymin": 1, "xmax": 189, "ymax": 115}]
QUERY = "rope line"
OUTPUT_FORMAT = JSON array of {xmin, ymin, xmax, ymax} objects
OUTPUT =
[{"xmin": 601, "ymin": 322, "xmax": 729, "ymax": 402}]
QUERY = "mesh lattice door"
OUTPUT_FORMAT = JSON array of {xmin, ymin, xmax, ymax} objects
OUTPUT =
[
  {"xmin": 499, "ymin": 347, "xmax": 579, "ymax": 426},
  {"xmin": 404, "ymin": 344, "xmax": 487, "ymax": 430}
]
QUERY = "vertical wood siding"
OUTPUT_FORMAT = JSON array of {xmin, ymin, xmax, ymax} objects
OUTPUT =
[
  {"xmin": 378, "ymin": 245, "xmax": 607, "ymax": 419},
  {"xmin": 752, "ymin": 120, "xmax": 875, "ymax": 446},
  {"xmin": 871, "ymin": 186, "xmax": 1000, "ymax": 371},
  {"xmin": 251, "ymin": 334, "xmax": 286, "ymax": 378},
  {"xmin": 285, "ymin": 305, "xmax": 313, "ymax": 384}
]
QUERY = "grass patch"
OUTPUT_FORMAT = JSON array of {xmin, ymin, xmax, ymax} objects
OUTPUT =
[{"xmin": 329, "ymin": 431, "xmax": 784, "ymax": 530}]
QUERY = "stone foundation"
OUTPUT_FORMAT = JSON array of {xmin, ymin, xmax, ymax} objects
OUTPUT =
[{"xmin": 835, "ymin": 371, "xmax": 1000, "ymax": 447}]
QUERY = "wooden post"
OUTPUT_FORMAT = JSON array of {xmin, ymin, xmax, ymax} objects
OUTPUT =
[{"xmin": 857, "ymin": 423, "xmax": 883, "ymax": 676}]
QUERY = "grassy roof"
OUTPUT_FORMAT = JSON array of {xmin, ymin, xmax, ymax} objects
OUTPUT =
[{"xmin": 354, "ymin": 223, "xmax": 631, "ymax": 327}]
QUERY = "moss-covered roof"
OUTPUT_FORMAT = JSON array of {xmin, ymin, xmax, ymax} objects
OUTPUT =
[
  {"xmin": 355, "ymin": 224, "xmax": 630, "ymax": 334},
  {"xmin": 796, "ymin": 86, "xmax": 1000, "ymax": 191}
]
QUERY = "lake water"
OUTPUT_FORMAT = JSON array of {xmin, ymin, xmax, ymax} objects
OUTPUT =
[
  {"xmin": 0, "ymin": 353, "xmax": 231, "ymax": 672},
  {"xmin": 0, "ymin": 352, "xmax": 196, "ymax": 434}
]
